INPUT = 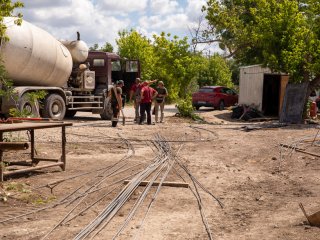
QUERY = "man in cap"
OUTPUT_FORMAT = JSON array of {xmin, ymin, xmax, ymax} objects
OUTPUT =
[
  {"xmin": 110, "ymin": 80, "xmax": 124, "ymax": 127},
  {"xmin": 129, "ymin": 78, "xmax": 142, "ymax": 122},
  {"xmin": 154, "ymin": 80, "xmax": 168, "ymax": 123}
]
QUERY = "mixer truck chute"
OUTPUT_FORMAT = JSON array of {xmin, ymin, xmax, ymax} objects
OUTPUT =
[{"xmin": 0, "ymin": 17, "xmax": 140, "ymax": 120}]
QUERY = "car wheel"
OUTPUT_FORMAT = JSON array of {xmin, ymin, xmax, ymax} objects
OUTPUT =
[{"xmin": 219, "ymin": 100, "xmax": 225, "ymax": 110}]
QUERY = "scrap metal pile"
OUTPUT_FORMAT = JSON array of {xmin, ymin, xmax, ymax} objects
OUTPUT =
[{"xmin": 231, "ymin": 105, "xmax": 264, "ymax": 121}]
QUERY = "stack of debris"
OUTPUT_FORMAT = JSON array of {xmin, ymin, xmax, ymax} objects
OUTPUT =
[{"xmin": 231, "ymin": 105, "xmax": 264, "ymax": 121}]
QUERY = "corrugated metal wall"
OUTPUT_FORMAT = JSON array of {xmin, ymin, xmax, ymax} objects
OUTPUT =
[{"xmin": 239, "ymin": 65, "xmax": 271, "ymax": 111}]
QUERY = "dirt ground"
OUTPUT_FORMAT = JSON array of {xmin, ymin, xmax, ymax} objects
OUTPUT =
[{"xmin": 0, "ymin": 105, "xmax": 319, "ymax": 240}]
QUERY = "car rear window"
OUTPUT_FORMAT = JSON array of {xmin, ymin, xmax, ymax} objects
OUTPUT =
[{"xmin": 199, "ymin": 88, "xmax": 215, "ymax": 93}]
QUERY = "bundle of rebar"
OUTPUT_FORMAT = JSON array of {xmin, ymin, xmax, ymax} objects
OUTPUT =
[{"xmin": 74, "ymin": 134, "xmax": 222, "ymax": 240}]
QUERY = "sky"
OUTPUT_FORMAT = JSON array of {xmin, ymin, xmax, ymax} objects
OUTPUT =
[{"xmin": 17, "ymin": 0, "xmax": 209, "ymax": 51}]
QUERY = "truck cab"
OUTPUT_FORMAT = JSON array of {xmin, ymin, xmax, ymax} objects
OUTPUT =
[
  {"xmin": 63, "ymin": 51, "xmax": 140, "ymax": 119},
  {"xmin": 86, "ymin": 51, "xmax": 140, "ymax": 96}
]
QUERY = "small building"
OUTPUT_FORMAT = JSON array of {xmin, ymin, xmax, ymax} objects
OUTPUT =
[{"xmin": 239, "ymin": 65, "xmax": 289, "ymax": 116}]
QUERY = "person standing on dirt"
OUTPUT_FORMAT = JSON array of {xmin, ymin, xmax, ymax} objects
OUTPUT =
[
  {"xmin": 139, "ymin": 81, "xmax": 157, "ymax": 125},
  {"xmin": 129, "ymin": 78, "xmax": 142, "ymax": 122},
  {"xmin": 111, "ymin": 80, "xmax": 124, "ymax": 127},
  {"xmin": 154, "ymin": 81, "xmax": 168, "ymax": 123}
]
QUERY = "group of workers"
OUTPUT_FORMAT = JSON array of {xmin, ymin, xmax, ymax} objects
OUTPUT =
[{"xmin": 111, "ymin": 78, "xmax": 168, "ymax": 127}]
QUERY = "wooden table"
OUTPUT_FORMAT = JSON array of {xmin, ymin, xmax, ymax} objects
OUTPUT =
[{"xmin": 0, "ymin": 122, "xmax": 72, "ymax": 181}]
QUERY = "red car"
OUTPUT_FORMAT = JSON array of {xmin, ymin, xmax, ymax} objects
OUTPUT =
[{"xmin": 192, "ymin": 86, "xmax": 238, "ymax": 110}]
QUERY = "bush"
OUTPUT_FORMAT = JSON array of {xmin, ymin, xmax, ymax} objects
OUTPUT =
[{"xmin": 176, "ymin": 97, "xmax": 202, "ymax": 121}]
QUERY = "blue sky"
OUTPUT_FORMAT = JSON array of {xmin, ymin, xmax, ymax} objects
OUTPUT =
[{"xmin": 18, "ymin": 0, "xmax": 209, "ymax": 51}]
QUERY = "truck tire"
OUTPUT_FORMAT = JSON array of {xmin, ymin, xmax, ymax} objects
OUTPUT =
[
  {"xmin": 100, "ymin": 97, "xmax": 113, "ymax": 120},
  {"xmin": 19, "ymin": 94, "xmax": 39, "ymax": 117},
  {"xmin": 65, "ymin": 110, "xmax": 77, "ymax": 118},
  {"xmin": 42, "ymin": 94, "xmax": 66, "ymax": 120}
]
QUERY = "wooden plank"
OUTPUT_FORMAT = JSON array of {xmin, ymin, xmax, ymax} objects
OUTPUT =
[
  {"xmin": 123, "ymin": 180, "xmax": 189, "ymax": 188},
  {"xmin": 279, "ymin": 75, "xmax": 289, "ymax": 116},
  {"xmin": 3, "ymin": 162, "xmax": 64, "ymax": 177}
]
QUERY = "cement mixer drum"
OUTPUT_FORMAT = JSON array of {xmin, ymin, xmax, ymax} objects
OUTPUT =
[{"xmin": 0, "ymin": 17, "xmax": 73, "ymax": 87}]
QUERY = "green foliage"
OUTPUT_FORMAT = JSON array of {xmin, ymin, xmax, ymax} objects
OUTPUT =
[
  {"xmin": 0, "ymin": 0, "xmax": 24, "ymax": 41},
  {"xmin": 117, "ymin": 30, "xmax": 156, "ymax": 80},
  {"xmin": 176, "ymin": 97, "xmax": 202, "ymax": 120},
  {"xmin": 27, "ymin": 90, "xmax": 47, "ymax": 104},
  {"xmin": 89, "ymin": 43, "xmax": 99, "ymax": 51},
  {"xmin": 0, "ymin": 61, "xmax": 13, "ymax": 100},
  {"xmin": 204, "ymin": 0, "xmax": 320, "ymax": 88},
  {"xmin": 5, "ymin": 182, "xmax": 29, "ymax": 193},
  {"xmin": 197, "ymin": 54, "xmax": 233, "ymax": 87},
  {"xmin": 9, "ymin": 107, "xmax": 31, "ymax": 117},
  {"xmin": 8, "ymin": 90, "xmax": 47, "ymax": 117},
  {"xmin": 0, "ymin": 73, "xmax": 47, "ymax": 117},
  {"xmin": 152, "ymin": 32, "xmax": 195, "ymax": 99},
  {"xmin": 227, "ymin": 59, "xmax": 240, "ymax": 85},
  {"xmin": 117, "ymin": 30, "xmax": 231, "ymax": 100},
  {"xmin": 100, "ymin": 42, "xmax": 114, "ymax": 52},
  {"xmin": 89, "ymin": 42, "xmax": 114, "ymax": 52}
]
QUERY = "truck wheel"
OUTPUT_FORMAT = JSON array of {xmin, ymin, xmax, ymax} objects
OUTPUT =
[
  {"xmin": 100, "ymin": 97, "xmax": 113, "ymax": 120},
  {"xmin": 19, "ymin": 94, "xmax": 39, "ymax": 117},
  {"xmin": 219, "ymin": 100, "xmax": 225, "ymax": 110},
  {"xmin": 65, "ymin": 110, "xmax": 77, "ymax": 118},
  {"xmin": 42, "ymin": 94, "xmax": 66, "ymax": 120}
]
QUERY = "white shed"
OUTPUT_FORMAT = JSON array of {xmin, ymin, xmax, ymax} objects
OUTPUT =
[{"xmin": 239, "ymin": 65, "xmax": 289, "ymax": 116}]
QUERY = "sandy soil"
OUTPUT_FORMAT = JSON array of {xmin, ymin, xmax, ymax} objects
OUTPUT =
[{"xmin": 0, "ymin": 105, "xmax": 319, "ymax": 240}]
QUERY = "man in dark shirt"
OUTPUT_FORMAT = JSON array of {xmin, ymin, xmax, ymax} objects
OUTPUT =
[
  {"xmin": 155, "ymin": 81, "xmax": 168, "ymax": 123},
  {"xmin": 111, "ymin": 80, "xmax": 124, "ymax": 127}
]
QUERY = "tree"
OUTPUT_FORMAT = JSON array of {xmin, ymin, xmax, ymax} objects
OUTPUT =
[
  {"xmin": 0, "ymin": 0, "xmax": 24, "ymax": 40},
  {"xmin": 116, "ymin": 30, "xmax": 156, "ymax": 80},
  {"xmin": 203, "ymin": 0, "xmax": 320, "ymax": 97},
  {"xmin": 152, "ymin": 32, "xmax": 196, "ymax": 99},
  {"xmin": 197, "ymin": 54, "xmax": 233, "ymax": 87},
  {"xmin": 100, "ymin": 42, "xmax": 114, "ymax": 52},
  {"xmin": 116, "ymin": 29, "xmax": 234, "ymax": 100},
  {"xmin": 89, "ymin": 43, "xmax": 99, "ymax": 51}
]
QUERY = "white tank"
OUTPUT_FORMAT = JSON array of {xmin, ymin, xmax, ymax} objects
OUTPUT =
[
  {"xmin": 60, "ymin": 38, "xmax": 89, "ymax": 63},
  {"xmin": 0, "ymin": 17, "xmax": 73, "ymax": 87}
]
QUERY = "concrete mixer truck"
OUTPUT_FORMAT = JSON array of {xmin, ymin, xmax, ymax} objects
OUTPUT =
[{"xmin": 0, "ymin": 17, "xmax": 140, "ymax": 120}]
